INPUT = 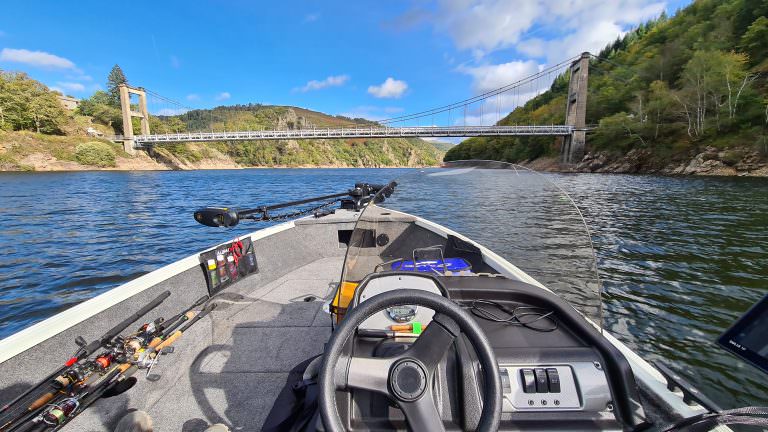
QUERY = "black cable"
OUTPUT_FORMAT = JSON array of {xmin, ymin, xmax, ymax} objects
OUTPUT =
[{"xmin": 466, "ymin": 300, "xmax": 558, "ymax": 332}]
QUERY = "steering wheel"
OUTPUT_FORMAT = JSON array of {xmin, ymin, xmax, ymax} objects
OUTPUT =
[{"xmin": 318, "ymin": 289, "xmax": 502, "ymax": 432}]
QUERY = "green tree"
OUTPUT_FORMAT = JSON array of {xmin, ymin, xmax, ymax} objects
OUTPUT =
[
  {"xmin": 78, "ymin": 90, "xmax": 123, "ymax": 133},
  {"xmin": 646, "ymin": 80, "xmax": 677, "ymax": 139},
  {"xmin": 0, "ymin": 71, "xmax": 67, "ymax": 133},
  {"xmin": 676, "ymin": 50, "xmax": 752, "ymax": 135},
  {"xmin": 740, "ymin": 16, "xmax": 768, "ymax": 64},
  {"xmin": 106, "ymin": 65, "xmax": 127, "ymax": 107},
  {"xmin": 28, "ymin": 80, "xmax": 67, "ymax": 133}
]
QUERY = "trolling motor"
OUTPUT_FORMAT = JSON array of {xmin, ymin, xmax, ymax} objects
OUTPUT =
[{"xmin": 194, "ymin": 182, "xmax": 396, "ymax": 228}]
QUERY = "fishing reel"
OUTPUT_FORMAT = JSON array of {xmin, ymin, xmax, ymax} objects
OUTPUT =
[
  {"xmin": 53, "ymin": 364, "xmax": 89, "ymax": 389},
  {"xmin": 41, "ymin": 398, "xmax": 79, "ymax": 426},
  {"xmin": 122, "ymin": 318, "xmax": 164, "ymax": 356}
]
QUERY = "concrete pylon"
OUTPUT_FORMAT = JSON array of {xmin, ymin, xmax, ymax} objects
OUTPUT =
[
  {"xmin": 562, "ymin": 52, "xmax": 590, "ymax": 164},
  {"xmin": 118, "ymin": 84, "xmax": 150, "ymax": 155}
]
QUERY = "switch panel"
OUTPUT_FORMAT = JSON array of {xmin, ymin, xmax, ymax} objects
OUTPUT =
[{"xmin": 498, "ymin": 363, "xmax": 612, "ymax": 412}]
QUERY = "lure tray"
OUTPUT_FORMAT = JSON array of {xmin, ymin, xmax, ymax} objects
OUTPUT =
[{"xmin": 199, "ymin": 237, "xmax": 259, "ymax": 295}]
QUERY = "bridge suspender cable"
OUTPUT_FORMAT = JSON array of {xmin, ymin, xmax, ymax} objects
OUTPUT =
[{"xmin": 377, "ymin": 55, "xmax": 579, "ymax": 125}]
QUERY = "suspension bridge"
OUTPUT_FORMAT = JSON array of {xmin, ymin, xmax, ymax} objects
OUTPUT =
[{"xmin": 117, "ymin": 52, "xmax": 592, "ymax": 163}]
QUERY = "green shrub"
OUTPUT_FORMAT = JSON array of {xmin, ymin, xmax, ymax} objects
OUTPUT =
[{"xmin": 74, "ymin": 141, "xmax": 116, "ymax": 167}]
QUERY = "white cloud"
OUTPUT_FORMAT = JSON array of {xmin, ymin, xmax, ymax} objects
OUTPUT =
[
  {"xmin": 49, "ymin": 86, "xmax": 64, "ymax": 94},
  {"xmin": 294, "ymin": 74, "xmax": 349, "ymax": 92},
  {"xmin": 304, "ymin": 13, "xmax": 320, "ymax": 23},
  {"xmin": 519, "ymin": 21, "xmax": 626, "ymax": 64},
  {"xmin": 368, "ymin": 78, "xmax": 408, "ymax": 99},
  {"xmin": 186, "ymin": 93, "xmax": 200, "ymax": 101},
  {"xmin": 155, "ymin": 108, "xmax": 189, "ymax": 116},
  {"xmin": 400, "ymin": 0, "xmax": 665, "ymax": 59},
  {"xmin": 215, "ymin": 92, "xmax": 231, "ymax": 101},
  {"xmin": 458, "ymin": 60, "xmax": 541, "ymax": 93},
  {"xmin": 432, "ymin": 0, "xmax": 541, "ymax": 56},
  {"xmin": 0, "ymin": 48, "xmax": 76, "ymax": 69},
  {"xmin": 56, "ymin": 82, "xmax": 85, "ymax": 92}
]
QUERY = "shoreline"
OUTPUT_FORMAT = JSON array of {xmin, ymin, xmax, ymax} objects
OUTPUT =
[
  {"xmin": 3, "ymin": 161, "xmax": 767, "ymax": 177},
  {"xmin": 3, "ymin": 140, "xmax": 766, "ymax": 177}
]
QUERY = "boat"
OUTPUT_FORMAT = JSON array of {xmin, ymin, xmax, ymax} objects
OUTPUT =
[{"xmin": 0, "ymin": 160, "xmax": 765, "ymax": 431}]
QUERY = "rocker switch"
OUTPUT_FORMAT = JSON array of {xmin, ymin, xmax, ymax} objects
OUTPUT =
[
  {"xmin": 534, "ymin": 368, "xmax": 549, "ymax": 393},
  {"xmin": 520, "ymin": 369, "xmax": 536, "ymax": 393},
  {"xmin": 546, "ymin": 368, "xmax": 561, "ymax": 393}
]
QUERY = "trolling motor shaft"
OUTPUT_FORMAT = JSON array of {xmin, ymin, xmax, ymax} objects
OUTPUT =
[{"xmin": 194, "ymin": 182, "xmax": 396, "ymax": 228}]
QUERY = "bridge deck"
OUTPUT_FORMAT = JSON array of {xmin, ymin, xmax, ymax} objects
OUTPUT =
[{"xmin": 134, "ymin": 125, "xmax": 573, "ymax": 145}]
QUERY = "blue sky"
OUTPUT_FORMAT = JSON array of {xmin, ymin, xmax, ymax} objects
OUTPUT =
[{"xmin": 0, "ymin": 0, "xmax": 691, "ymax": 126}]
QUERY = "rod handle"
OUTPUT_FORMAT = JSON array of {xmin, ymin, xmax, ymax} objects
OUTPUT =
[
  {"xmin": 156, "ymin": 331, "xmax": 182, "ymax": 352},
  {"xmin": 28, "ymin": 392, "xmax": 54, "ymax": 411},
  {"xmin": 148, "ymin": 337, "xmax": 162, "ymax": 349}
]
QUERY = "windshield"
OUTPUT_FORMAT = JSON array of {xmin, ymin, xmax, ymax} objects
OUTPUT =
[{"xmin": 334, "ymin": 160, "xmax": 603, "ymax": 327}]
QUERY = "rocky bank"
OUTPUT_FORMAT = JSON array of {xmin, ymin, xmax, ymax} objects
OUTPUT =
[{"xmin": 567, "ymin": 146, "xmax": 768, "ymax": 176}]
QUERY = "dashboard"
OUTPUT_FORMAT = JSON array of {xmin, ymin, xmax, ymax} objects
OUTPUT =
[{"xmin": 347, "ymin": 272, "xmax": 644, "ymax": 431}]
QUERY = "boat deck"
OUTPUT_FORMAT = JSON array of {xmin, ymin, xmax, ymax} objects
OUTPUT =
[{"xmin": 66, "ymin": 257, "xmax": 341, "ymax": 431}]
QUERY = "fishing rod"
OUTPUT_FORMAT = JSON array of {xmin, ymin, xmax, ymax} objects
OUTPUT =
[
  {"xmin": 147, "ymin": 302, "xmax": 217, "ymax": 359},
  {"xmin": 132, "ymin": 295, "xmax": 210, "ymax": 367},
  {"xmin": 123, "ymin": 295, "xmax": 208, "ymax": 359},
  {"xmin": 2, "ymin": 321, "xmax": 168, "ymax": 432},
  {"xmin": 46, "ymin": 303, "xmax": 218, "ymax": 431},
  {"xmin": 193, "ymin": 181, "xmax": 396, "ymax": 227},
  {"xmin": 10, "ymin": 296, "xmax": 216, "ymax": 432},
  {"xmin": 0, "ymin": 291, "xmax": 172, "ymax": 431}
]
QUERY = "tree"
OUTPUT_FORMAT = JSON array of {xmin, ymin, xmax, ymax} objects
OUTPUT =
[
  {"xmin": 27, "ymin": 80, "xmax": 67, "ymax": 133},
  {"xmin": 647, "ymin": 80, "xmax": 677, "ymax": 138},
  {"xmin": 106, "ymin": 65, "xmax": 127, "ymax": 107},
  {"xmin": 78, "ymin": 90, "xmax": 123, "ymax": 133},
  {"xmin": 0, "ymin": 71, "xmax": 67, "ymax": 133},
  {"xmin": 0, "ymin": 72, "xmax": 9, "ymax": 130},
  {"xmin": 740, "ymin": 16, "xmax": 768, "ymax": 65}
]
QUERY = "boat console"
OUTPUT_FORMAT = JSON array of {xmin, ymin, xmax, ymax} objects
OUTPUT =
[{"xmin": 329, "ymin": 272, "xmax": 645, "ymax": 431}]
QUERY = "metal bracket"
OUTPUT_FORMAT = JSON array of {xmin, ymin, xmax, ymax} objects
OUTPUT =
[{"xmin": 653, "ymin": 361, "xmax": 721, "ymax": 413}]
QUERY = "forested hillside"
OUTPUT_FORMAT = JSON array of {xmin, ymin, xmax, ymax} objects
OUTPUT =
[
  {"xmin": 445, "ymin": 0, "xmax": 768, "ymax": 175},
  {"xmin": 0, "ymin": 68, "xmax": 442, "ymax": 171}
]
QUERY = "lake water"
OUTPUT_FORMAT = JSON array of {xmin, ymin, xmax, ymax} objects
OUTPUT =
[{"xmin": 0, "ymin": 168, "xmax": 766, "ymax": 408}]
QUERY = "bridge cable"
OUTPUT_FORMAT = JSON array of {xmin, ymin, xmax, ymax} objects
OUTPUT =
[{"xmin": 378, "ymin": 55, "xmax": 579, "ymax": 125}]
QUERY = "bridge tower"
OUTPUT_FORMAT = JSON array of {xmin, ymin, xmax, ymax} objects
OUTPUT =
[
  {"xmin": 118, "ymin": 84, "xmax": 150, "ymax": 155},
  {"xmin": 562, "ymin": 52, "xmax": 590, "ymax": 164}
]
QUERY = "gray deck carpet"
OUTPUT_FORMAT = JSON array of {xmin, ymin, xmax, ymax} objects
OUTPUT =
[{"xmin": 64, "ymin": 257, "xmax": 340, "ymax": 431}]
